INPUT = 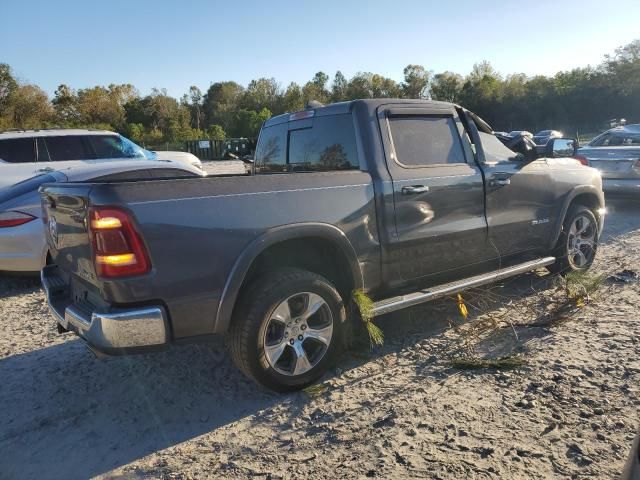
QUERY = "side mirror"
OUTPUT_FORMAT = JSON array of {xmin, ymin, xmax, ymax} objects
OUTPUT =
[{"xmin": 546, "ymin": 138, "xmax": 577, "ymax": 158}]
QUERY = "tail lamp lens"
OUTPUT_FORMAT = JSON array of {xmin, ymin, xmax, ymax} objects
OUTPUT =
[
  {"xmin": 89, "ymin": 208, "xmax": 150, "ymax": 278},
  {"xmin": 0, "ymin": 211, "xmax": 37, "ymax": 228}
]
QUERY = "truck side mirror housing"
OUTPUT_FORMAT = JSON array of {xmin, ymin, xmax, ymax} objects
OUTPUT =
[{"xmin": 546, "ymin": 138, "xmax": 577, "ymax": 158}]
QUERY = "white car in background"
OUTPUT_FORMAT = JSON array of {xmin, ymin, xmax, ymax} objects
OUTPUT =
[
  {"xmin": 0, "ymin": 129, "xmax": 202, "ymax": 189},
  {"xmin": 0, "ymin": 159, "xmax": 205, "ymax": 273}
]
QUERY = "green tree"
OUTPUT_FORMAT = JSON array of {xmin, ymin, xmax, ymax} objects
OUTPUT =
[
  {"xmin": 208, "ymin": 124, "xmax": 226, "ymax": 140},
  {"xmin": 430, "ymin": 71, "xmax": 463, "ymax": 102},
  {"xmin": 242, "ymin": 78, "xmax": 280, "ymax": 113},
  {"xmin": 202, "ymin": 81, "xmax": 244, "ymax": 131},
  {"xmin": 188, "ymin": 85, "xmax": 203, "ymax": 131},
  {"xmin": 402, "ymin": 65, "xmax": 430, "ymax": 98},
  {"xmin": 282, "ymin": 82, "xmax": 304, "ymax": 112},
  {"xmin": 11, "ymin": 84, "xmax": 53, "ymax": 128},
  {"xmin": 0, "ymin": 63, "xmax": 18, "ymax": 117},
  {"xmin": 331, "ymin": 71, "xmax": 348, "ymax": 102},
  {"xmin": 52, "ymin": 84, "xmax": 79, "ymax": 125},
  {"xmin": 229, "ymin": 108, "xmax": 271, "ymax": 137},
  {"xmin": 126, "ymin": 123, "xmax": 145, "ymax": 142}
]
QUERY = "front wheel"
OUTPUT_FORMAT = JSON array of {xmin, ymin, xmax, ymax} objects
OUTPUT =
[
  {"xmin": 228, "ymin": 268, "xmax": 345, "ymax": 391},
  {"xmin": 548, "ymin": 205, "xmax": 599, "ymax": 275}
]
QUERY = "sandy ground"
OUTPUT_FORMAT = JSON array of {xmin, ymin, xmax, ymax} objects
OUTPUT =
[{"xmin": 1, "ymin": 199, "xmax": 639, "ymax": 480}]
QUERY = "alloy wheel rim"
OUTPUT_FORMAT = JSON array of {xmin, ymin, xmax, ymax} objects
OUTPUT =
[
  {"xmin": 567, "ymin": 214, "xmax": 596, "ymax": 269},
  {"xmin": 262, "ymin": 292, "xmax": 333, "ymax": 376}
]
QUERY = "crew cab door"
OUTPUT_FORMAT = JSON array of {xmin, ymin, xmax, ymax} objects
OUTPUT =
[
  {"xmin": 378, "ymin": 104, "xmax": 495, "ymax": 287},
  {"xmin": 464, "ymin": 115, "xmax": 557, "ymax": 259}
]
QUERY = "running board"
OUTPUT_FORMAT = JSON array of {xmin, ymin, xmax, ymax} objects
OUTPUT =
[{"xmin": 371, "ymin": 256, "xmax": 556, "ymax": 317}]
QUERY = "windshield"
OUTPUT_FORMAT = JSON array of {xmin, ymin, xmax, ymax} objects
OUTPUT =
[
  {"xmin": 119, "ymin": 135, "xmax": 156, "ymax": 160},
  {"xmin": 86, "ymin": 135, "xmax": 156, "ymax": 160}
]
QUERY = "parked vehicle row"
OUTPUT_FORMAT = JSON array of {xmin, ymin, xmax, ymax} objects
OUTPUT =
[
  {"xmin": 576, "ymin": 124, "xmax": 640, "ymax": 196},
  {"xmin": 0, "ymin": 129, "xmax": 203, "ymax": 189},
  {"xmin": 40, "ymin": 98, "xmax": 604, "ymax": 391}
]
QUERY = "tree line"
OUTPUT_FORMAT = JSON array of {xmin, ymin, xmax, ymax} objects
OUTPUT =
[{"xmin": 0, "ymin": 39, "xmax": 638, "ymax": 145}]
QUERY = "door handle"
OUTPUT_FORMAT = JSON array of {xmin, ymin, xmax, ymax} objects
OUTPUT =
[
  {"xmin": 37, "ymin": 167, "xmax": 54, "ymax": 172},
  {"xmin": 401, "ymin": 185, "xmax": 430, "ymax": 194}
]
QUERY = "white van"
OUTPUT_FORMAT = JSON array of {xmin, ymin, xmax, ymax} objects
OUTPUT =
[{"xmin": 0, "ymin": 129, "xmax": 202, "ymax": 189}]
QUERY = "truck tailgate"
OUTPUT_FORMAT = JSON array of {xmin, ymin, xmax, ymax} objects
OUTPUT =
[{"xmin": 40, "ymin": 183, "xmax": 99, "ymax": 287}]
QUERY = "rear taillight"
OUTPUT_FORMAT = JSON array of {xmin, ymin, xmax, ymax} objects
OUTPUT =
[
  {"xmin": 573, "ymin": 154, "xmax": 589, "ymax": 166},
  {"xmin": 0, "ymin": 211, "xmax": 37, "ymax": 228},
  {"xmin": 89, "ymin": 207, "xmax": 151, "ymax": 278}
]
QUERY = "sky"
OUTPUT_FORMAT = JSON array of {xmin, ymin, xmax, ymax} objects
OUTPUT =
[{"xmin": 2, "ymin": 0, "xmax": 639, "ymax": 98}]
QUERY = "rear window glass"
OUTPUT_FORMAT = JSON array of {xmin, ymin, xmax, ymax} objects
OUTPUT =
[
  {"xmin": 255, "ymin": 114, "xmax": 359, "ymax": 173},
  {"xmin": 45, "ymin": 136, "xmax": 90, "ymax": 161},
  {"xmin": 388, "ymin": 116, "xmax": 465, "ymax": 166},
  {"xmin": 255, "ymin": 123, "xmax": 287, "ymax": 173},
  {"xmin": 0, "ymin": 138, "xmax": 35, "ymax": 163},
  {"xmin": 288, "ymin": 115, "xmax": 359, "ymax": 172}
]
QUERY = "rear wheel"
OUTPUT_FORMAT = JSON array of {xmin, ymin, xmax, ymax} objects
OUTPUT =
[
  {"xmin": 228, "ymin": 268, "xmax": 345, "ymax": 391},
  {"xmin": 548, "ymin": 205, "xmax": 599, "ymax": 275}
]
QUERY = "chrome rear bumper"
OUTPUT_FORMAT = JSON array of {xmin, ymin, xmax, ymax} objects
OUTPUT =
[{"xmin": 41, "ymin": 265, "xmax": 168, "ymax": 353}]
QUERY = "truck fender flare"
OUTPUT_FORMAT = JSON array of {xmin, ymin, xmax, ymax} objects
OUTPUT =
[
  {"xmin": 214, "ymin": 223, "xmax": 364, "ymax": 333},
  {"xmin": 548, "ymin": 185, "xmax": 604, "ymax": 250}
]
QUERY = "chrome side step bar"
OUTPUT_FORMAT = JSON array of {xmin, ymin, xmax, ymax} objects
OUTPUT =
[{"xmin": 372, "ymin": 256, "xmax": 556, "ymax": 317}]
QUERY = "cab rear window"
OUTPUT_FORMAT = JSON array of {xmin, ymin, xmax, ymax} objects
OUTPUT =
[{"xmin": 255, "ymin": 114, "xmax": 359, "ymax": 173}]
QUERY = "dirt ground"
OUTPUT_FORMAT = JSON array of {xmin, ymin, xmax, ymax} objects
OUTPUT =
[{"xmin": 1, "ymin": 199, "xmax": 639, "ymax": 480}]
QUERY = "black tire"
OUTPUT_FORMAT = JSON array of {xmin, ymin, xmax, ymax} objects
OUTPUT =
[
  {"xmin": 547, "ymin": 205, "xmax": 599, "ymax": 275},
  {"xmin": 228, "ymin": 268, "xmax": 346, "ymax": 392}
]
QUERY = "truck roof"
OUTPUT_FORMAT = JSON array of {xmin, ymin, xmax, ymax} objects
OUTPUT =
[
  {"xmin": 0, "ymin": 128, "xmax": 118, "ymax": 140},
  {"xmin": 264, "ymin": 98, "xmax": 457, "ymax": 127}
]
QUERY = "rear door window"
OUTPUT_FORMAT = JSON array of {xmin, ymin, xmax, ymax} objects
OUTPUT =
[
  {"xmin": 0, "ymin": 138, "xmax": 36, "ymax": 163},
  {"xmin": 45, "ymin": 136, "xmax": 91, "ymax": 161},
  {"xmin": 388, "ymin": 115, "xmax": 466, "ymax": 166},
  {"xmin": 288, "ymin": 115, "xmax": 359, "ymax": 172}
]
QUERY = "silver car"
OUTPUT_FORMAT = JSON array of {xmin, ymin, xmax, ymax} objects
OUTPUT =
[
  {"xmin": 577, "ymin": 124, "xmax": 640, "ymax": 195},
  {"xmin": 0, "ymin": 160, "xmax": 205, "ymax": 273}
]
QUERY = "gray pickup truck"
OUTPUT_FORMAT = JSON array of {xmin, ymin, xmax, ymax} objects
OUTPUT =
[{"xmin": 40, "ymin": 99, "xmax": 605, "ymax": 391}]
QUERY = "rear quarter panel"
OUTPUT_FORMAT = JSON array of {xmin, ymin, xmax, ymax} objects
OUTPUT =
[{"xmin": 87, "ymin": 171, "xmax": 378, "ymax": 338}]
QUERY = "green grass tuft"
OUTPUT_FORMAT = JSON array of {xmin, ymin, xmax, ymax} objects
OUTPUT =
[
  {"xmin": 303, "ymin": 383, "xmax": 328, "ymax": 396},
  {"xmin": 563, "ymin": 270, "xmax": 605, "ymax": 301},
  {"xmin": 352, "ymin": 289, "xmax": 384, "ymax": 348},
  {"xmin": 450, "ymin": 355, "xmax": 526, "ymax": 370}
]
